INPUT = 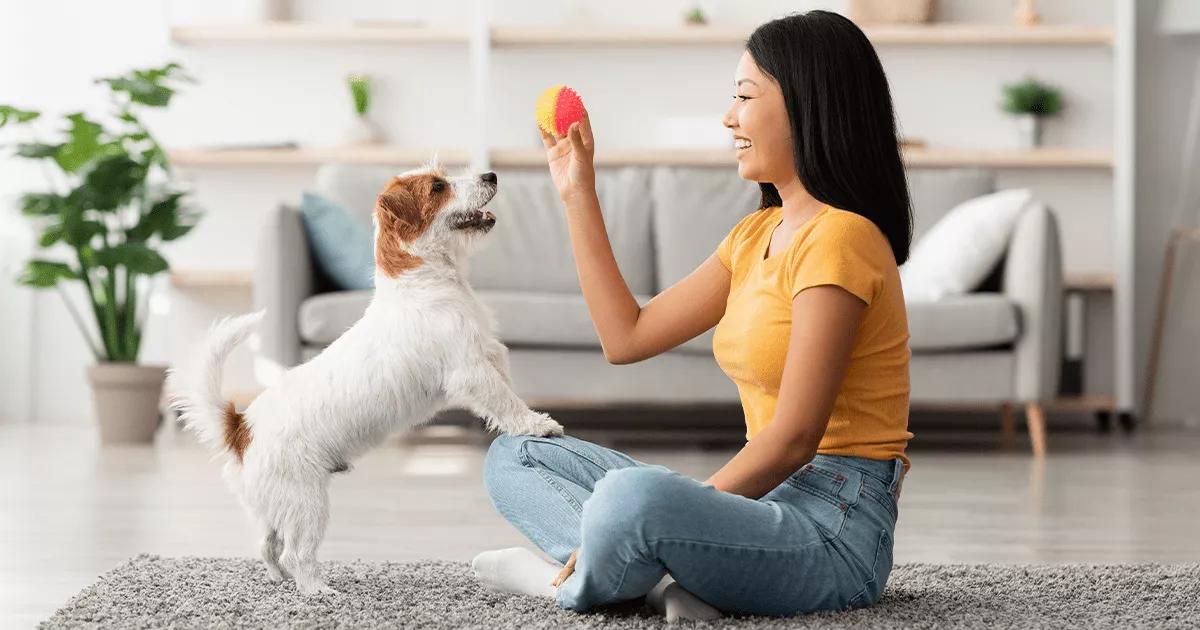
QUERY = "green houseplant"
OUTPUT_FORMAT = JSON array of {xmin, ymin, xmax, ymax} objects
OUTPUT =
[
  {"xmin": 344, "ymin": 73, "xmax": 384, "ymax": 145},
  {"xmin": 0, "ymin": 63, "xmax": 196, "ymax": 443},
  {"xmin": 1001, "ymin": 76, "xmax": 1064, "ymax": 148}
]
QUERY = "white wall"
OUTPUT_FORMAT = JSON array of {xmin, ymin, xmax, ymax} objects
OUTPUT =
[{"xmin": 0, "ymin": 0, "xmax": 1144, "ymax": 424}]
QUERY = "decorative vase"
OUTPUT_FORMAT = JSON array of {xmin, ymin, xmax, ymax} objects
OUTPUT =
[
  {"xmin": 1016, "ymin": 114, "xmax": 1043, "ymax": 148},
  {"xmin": 343, "ymin": 115, "xmax": 385, "ymax": 146},
  {"xmin": 87, "ymin": 363, "xmax": 168, "ymax": 444}
]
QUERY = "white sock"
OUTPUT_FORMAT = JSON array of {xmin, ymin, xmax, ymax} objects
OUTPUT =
[
  {"xmin": 470, "ymin": 547, "xmax": 561, "ymax": 598},
  {"xmin": 646, "ymin": 574, "xmax": 723, "ymax": 623}
]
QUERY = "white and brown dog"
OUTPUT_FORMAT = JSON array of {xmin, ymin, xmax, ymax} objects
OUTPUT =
[{"xmin": 167, "ymin": 162, "xmax": 564, "ymax": 595}]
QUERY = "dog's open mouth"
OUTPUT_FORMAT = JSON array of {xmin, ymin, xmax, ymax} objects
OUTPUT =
[{"xmin": 451, "ymin": 209, "xmax": 496, "ymax": 232}]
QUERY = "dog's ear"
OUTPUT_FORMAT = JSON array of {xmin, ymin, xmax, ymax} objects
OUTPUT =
[{"xmin": 375, "ymin": 189, "xmax": 425, "ymax": 242}]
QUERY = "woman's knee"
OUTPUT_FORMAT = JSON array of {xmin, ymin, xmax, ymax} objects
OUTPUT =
[{"xmin": 581, "ymin": 466, "xmax": 679, "ymax": 541}]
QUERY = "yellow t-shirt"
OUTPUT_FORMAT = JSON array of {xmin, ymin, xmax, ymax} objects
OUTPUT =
[{"xmin": 712, "ymin": 205, "xmax": 912, "ymax": 470}]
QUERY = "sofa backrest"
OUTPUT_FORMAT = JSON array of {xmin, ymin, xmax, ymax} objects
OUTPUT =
[
  {"xmin": 470, "ymin": 167, "xmax": 655, "ymax": 294},
  {"xmin": 650, "ymin": 167, "xmax": 760, "ymax": 290},
  {"xmin": 307, "ymin": 163, "xmax": 1001, "ymax": 297}
]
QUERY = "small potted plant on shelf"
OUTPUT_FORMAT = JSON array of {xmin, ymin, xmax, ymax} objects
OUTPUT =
[
  {"xmin": 0, "ymin": 63, "xmax": 197, "ymax": 444},
  {"xmin": 1001, "ymin": 76, "xmax": 1063, "ymax": 148},
  {"xmin": 344, "ymin": 73, "xmax": 385, "ymax": 145}
]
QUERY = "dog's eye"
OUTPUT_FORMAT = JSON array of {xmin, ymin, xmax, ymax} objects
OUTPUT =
[{"xmin": 431, "ymin": 180, "xmax": 446, "ymax": 193}]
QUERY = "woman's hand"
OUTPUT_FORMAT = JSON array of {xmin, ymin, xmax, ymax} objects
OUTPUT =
[
  {"xmin": 541, "ymin": 110, "xmax": 596, "ymax": 205},
  {"xmin": 552, "ymin": 547, "xmax": 579, "ymax": 587}
]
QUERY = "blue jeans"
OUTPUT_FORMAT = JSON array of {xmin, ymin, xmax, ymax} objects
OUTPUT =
[{"xmin": 482, "ymin": 434, "xmax": 904, "ymax": 616}]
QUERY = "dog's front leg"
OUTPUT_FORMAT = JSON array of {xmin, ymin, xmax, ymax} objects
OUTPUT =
[
  {"xmin": 444, "ymin": 361, "xmax": 563, "ymax": 437},
  {"xmin": 484, "ymin": 339, "xmax": 512, "ymax": 384}
]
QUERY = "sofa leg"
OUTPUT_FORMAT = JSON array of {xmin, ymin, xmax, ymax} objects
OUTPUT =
[
  {"xmin": 1000, "ymin": 403, "xmax": 1015, "ymax": 441},
  {"xmin": 1025, "ymin": 402, "xmax": 1047, "ymax": 457}
]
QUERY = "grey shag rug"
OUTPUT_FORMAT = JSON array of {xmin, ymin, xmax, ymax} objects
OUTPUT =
[{"xmin": 39, "ymin": 555, "xmax": 1200, "ymax": 629}]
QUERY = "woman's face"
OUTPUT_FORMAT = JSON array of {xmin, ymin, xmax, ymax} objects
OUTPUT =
[{"xmin": 723, "ymin": 51, "xmax": 795, "ymax": 186}]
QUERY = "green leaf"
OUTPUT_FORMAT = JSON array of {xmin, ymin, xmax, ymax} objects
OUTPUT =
[
  {"xmin": 18, "ymin": 260, "xmax": 78, "ymax": 288},
  {"xmin": 15, "ymin": 143, "xmax": 59, "ymax": 159},
  {"xmin": 0, "ymin": 105, "xmax": 40, "ymax": 127},
  {"xmin": 53, "ymin": 113, "xmax": 108, "ymax": 172},
  {"xmin": 93, "ymin": 243, "xmax": 168, "ymax": 275},
  {"xmin": 98, "ymin": 63, "xmax": 193, "ymax": 108},
  {"xmin": 126, "ymin": 192, "xmax": 184, "ymax": 242},
  {"xmin": 20, "ymin": 193, "xmax": 67, "ymax": 216},
  {"xmin": 64, "ymin": 218, "xmax": 106, "ymax": 247},
  {"xmin": 80, "ymin": 155, "xmax": 146, "ymax": 211},
  {"xmin": 38, "ymin": 224, "xmax": 66, "ymax": 247}
]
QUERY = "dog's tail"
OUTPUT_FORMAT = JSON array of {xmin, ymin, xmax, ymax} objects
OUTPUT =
[{"xmin": 167, "ymin": 310, "xmax": 264, "ymax": 460}]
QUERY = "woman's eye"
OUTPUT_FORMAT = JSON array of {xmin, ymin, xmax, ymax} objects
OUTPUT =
[{"xmin": 733, "ymin": 95, "xmax": 750, "ymax": 102}]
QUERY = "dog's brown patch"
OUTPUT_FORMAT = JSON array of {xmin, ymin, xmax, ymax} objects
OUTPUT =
[
  {"xmin": 223, "ymin": 401, "xmax": 252, "ymax": 463},
  {"xmin": 374, "ymin": 172, "xmax": 452, "ymax": 277}
]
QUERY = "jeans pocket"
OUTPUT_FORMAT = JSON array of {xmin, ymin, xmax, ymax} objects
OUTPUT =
[{"xmin": 783, "ymin": 464, "xmax": 861, "ymax": 539}]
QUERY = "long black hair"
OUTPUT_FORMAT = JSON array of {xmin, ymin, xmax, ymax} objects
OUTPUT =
[{"xmin": 746, "ymin": 11, "xmax": 913, "ymax": 265}]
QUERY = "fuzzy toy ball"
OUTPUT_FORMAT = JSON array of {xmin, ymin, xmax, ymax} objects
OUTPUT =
[{"xmin": 535, "ymin": 85, "xmax": 586, "ymax": 138}]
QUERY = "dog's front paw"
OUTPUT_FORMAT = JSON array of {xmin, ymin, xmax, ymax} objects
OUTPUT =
[{"xmin": 504, "ymin": 411, "xmax": 564, "ymax": 437}]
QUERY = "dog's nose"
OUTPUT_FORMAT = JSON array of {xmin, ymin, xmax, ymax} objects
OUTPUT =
[{"xmin": 480, "ymin": 172, "xmax": 497, "ymax": 185}]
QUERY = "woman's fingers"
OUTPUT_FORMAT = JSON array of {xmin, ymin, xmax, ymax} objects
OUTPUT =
[
  {"xmin": 568, "ymin": 122, "xmax": 586, "ymax": 153},
  {"xmin": 539, "ymin": 126, "xmax": 557, "ymax": 150},
  {"xmin": 579, "ymin": 110, "xmax": 594, "ymax": 151},
  {"xmin": 551, "ymin": 549, "xmax": 579, "ymax": 587}
]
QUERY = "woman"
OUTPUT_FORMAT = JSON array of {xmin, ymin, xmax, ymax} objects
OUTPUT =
[{"xmin": 471, "ymin": 10, "xmax": 913, "ymax": 620}]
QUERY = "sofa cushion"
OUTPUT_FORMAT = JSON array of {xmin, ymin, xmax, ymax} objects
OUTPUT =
[
  {"xmin": 901, "ymin": 189, "xmax": 1032, "ymax": 301},
  {"xmin": 298, "ymin": 192, "xmax": 375, "ymax": 290},
  {"xmin": 907, "ymin": 293, "xmax": 1020, "ymax": 351},
  {"xmin": 469, "ymin": 168, "xmax": 655, "ymax": 295},
  {"xmin": 650, "ymin": 167, "xmax": 761, "ymax": 289}
]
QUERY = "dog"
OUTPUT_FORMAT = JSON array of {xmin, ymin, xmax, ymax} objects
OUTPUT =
[{"xmin": 167, "ymin": 161, "xmax": 565, "ymax": 595}]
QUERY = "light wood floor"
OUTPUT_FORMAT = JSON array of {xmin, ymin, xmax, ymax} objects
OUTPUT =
[{"xmin": 3, "ymin": 420, "xmax": 1199, "ymax": 628}]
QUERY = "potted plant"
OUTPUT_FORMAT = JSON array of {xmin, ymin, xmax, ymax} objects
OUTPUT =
[
  {"xmin": 0, "ymin": 63, "xmax": 197, "ymax": 444},
  {"xmin": 344, "ymin": 73, "xmax": 385, "ymax": 145},
  {"xmin": 1001, "ymin": 76, "xmax": 1063, "ymax": 148}
]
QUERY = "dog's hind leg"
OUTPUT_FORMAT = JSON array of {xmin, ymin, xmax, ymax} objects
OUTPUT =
[
  {"xmin": 258, "ymin": 523, "xmax": 288, "ymax": 582},
  {"xmin": 277, "ymin": 480, "xmax": 335, "ymax": 596}
]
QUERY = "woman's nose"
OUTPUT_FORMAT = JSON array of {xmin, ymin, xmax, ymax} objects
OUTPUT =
[{"xmin": 722, "ymin": 106, "xmax": 737, "ymax": 129}]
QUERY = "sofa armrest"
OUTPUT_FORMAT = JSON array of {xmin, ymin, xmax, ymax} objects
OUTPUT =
[
  {"xmin": 254, "ymin": 204, "xmax": 314, "ymax": 378},
  {"xmin": 1002, "ymin": 202, "xmax": 1064, "ymax": 402}
]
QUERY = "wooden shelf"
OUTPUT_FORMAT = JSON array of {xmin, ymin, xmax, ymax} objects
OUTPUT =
[
  {"xmin": 492, "ymin": 25, "xmax": 752, "ymax": 47},
  {"xmin": 170, "ymin": 22, "xmax": 1112, "ymax": 47},
  {"xmin": 168, "ymin": 146, "xmax": 470, "ymax": 167},
  {"xmin": 861, "ymin": 24, "xmax": 1112, "ymax": 45},
  {"xmin": 170, "ymin": 270, "xmax": 252, "ymax": 289},
  {"xmin": 170, "ymin": 22, "xmax": 469, "ymax": 44},
  {"xmin": 492, "ymin": 24, "xmax": 1115, "ymax": 47}
]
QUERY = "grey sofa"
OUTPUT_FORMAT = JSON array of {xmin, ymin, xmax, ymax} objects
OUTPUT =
[{"xmin": 254, "ymin": 165, "xmax": 1061, "ymax": 454}]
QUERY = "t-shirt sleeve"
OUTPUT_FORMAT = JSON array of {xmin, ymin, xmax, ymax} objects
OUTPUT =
[
  {"xmin": 716, "ymin": 212, "xmax": 755, "ymax": 272},
  {"xmin": 787, "ymin": 215, "xmax": 887, "ymax": 306}
]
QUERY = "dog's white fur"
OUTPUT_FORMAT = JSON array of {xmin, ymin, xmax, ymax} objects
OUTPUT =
[{"xmin": 167, "ymin": 161, "xmax": 564, "ymax": 595}]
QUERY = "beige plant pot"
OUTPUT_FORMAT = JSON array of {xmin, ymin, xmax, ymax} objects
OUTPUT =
[{"xmin": 86, "ymin": 363, "xmax": 168, "ymax": 444}]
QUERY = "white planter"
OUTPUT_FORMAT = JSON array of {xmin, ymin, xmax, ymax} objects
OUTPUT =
[
  {"xmin": 237, "ymin": 0, "xmax": 290, "ymax": 22},
  {"xmin": 343, "ymin": 116, "xmax": 386, "ymax": 146},
  {"xmin": 1016, "ymin": 114, "xmax": 1044, "ymax": 148},
  {"xmin": 87, "ymin": 363, "xmax": 167, "ymax": 444}
]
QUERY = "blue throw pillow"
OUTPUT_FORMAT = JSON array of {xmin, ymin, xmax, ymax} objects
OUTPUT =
[{"xmin": 298, "ymin": 192, "xmax": 375, "ymax": 290}]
